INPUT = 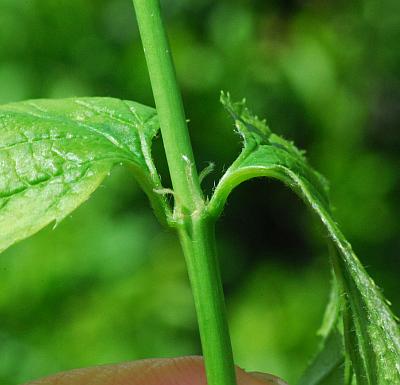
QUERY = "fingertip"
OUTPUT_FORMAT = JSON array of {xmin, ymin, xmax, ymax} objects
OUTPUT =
[{"xmin": 23, "ymin": 356, "xmax": 288, "ymax": 385}]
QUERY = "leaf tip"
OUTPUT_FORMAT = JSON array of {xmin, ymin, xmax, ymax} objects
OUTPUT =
[{"xmin": 220, "ymin": 91, "xmax": 271, "ymax": 145}]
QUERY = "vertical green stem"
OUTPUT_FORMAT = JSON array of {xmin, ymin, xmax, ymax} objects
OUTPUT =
[
  {"xmin": 178, "ymin": 216, "xmax": 237, "ymax": 385},
  {"xmin": 131, "ymin": 1, "xmax": 238, "ymax": 385},
  {"xmin": 131, "ymin": 0, "xmax": 201, "ymax": 212}
]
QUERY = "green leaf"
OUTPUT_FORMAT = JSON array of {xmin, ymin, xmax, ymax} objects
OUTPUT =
[
  {"xmin": 298, "ymin": 328, "xmax": 345, "ymax": 385},
  {"xmin": 298, "ymin": 273, "xmax": 347, "ymax": 385},
  {"xmin": 0, "ymin": 97, "xmax": 168, "ymax": 253},
  {"xmin": 210, "ymin": 94, "xmax": 400, "ymax": 385}
]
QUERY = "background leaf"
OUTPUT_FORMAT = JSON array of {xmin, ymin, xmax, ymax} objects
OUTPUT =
[
  {"xmin": 298, "ymin": 329, "xmax": 345, "ymax": 385},
  {"xmin": 0, "ymin": 97, "xmax": 166, "ymax": 252},
  {"xmin": 210, "ymin": 96, "xmax": 400, "ymax": 385},
  {"xmin": 298, "ymin": 274, "xmax": 346, "ymax": 385}
]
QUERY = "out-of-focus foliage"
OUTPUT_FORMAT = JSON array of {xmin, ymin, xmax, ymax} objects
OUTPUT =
[{"xmin": 0, "ymin": 0, "xmax": 398, "ymax": 384}]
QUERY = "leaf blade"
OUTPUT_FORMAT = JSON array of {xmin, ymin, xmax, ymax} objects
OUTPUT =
[
  {"xmin": 0, "ymin": 97, "xmax": 167, "ymax": 252},
  {"xmin": 211, "ymin": 95, "xmax": 400, "ymax": 385}
]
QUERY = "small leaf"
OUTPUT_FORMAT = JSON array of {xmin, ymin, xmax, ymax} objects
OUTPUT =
[
  {"xmin": 0, "ymin": 97, "xmax": 168, "ymax": 252},
  {"xmin": 210, "ymin": 95, "xmax": 400, "ymax": 385},
  {"xmin": 298, "ymin": 328, "xmax": 345, "ymax": 385},
  {"xmin": 298, "ymin": 274, "xmax": 346, "ymax": 385},
  {"xmin": 220, "ymin": 92, "xmax": 271, "ymax": 145}
]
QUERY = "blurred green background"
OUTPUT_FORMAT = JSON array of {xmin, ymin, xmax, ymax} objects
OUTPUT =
[{"xmin": 0, "ymin": 0, "xmax": 399, "ymax": 384}]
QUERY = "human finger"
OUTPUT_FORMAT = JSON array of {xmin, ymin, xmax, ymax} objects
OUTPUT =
[{"xmin": 24, "ymin": 356, "xmax": 288, "ymax": 385}]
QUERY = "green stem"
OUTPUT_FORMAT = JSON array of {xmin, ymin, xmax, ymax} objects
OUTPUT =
[
  {"xmin": 131, "ymin": 0, "xmax": 201, "ymax": 212},
  {"xmin": 131, "ymin": 1, "xmax": 238, "ymax": 385},
  {"xmin": 178, "ymin": 215, "xmax": 237, "ymax": 385}
]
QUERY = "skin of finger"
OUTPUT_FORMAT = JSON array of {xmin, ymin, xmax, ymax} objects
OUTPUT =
[{"xmin": 23, "ymin": 356, "xmax": 277, "ymax": 385}]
